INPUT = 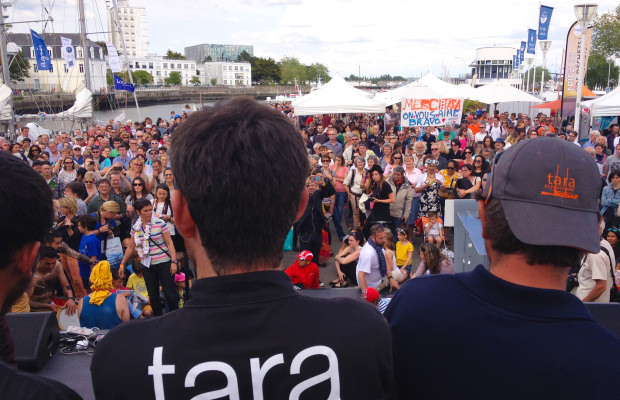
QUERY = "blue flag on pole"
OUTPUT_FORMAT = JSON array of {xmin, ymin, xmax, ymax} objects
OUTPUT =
[
  {"xmin": 30, "ymin": 29, "xmax": 51, "ymax": 71},
  {"xmin": 520, "ymin": 41, "xmax": 526, "ymax": 53},
  {"xmin": 513, "ymin": 55, "xmax": 517, "ymax": 69},
  {"xmin": 515, "ymin": 51, "xmax": 520, "ymax": 68},
  {"xmin": 538, "ymin": 5, "xmax": 554, "ymax": 40},
  {"xmin": 519, "ymin": 49, "xmax": 524, "ymax": 64},
  {"xmin": 527, "ymin": 29, "xmax": 537, "ymax": 54},
  {"xmin": 113, "ymin": 75, "xmax": 135, "ymax": 92}
]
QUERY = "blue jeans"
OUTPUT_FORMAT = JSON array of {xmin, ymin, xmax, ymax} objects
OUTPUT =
[
  {"xmin": 333, "ymin": 192, "xmax": 348, "ymax": 240},
  {"xmin": 407, "ymin": 196, "xmax": 421, "ymax": 224}
]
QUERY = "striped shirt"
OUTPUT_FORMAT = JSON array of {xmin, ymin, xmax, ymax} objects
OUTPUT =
[{"xmin": 132, "ymin": 218, "xmax": 170, "ymax": 266}]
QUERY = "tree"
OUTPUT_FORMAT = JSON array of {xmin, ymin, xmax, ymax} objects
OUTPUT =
[
  {"xmin": 278, "ymin": 56, "xmax": 306, "ymax": 84},
  {"xmin": 112, "ymin": 70, "xmax": 154, "ymax": 85},
  {"xmin": 190, "ymin": 76, "xmax": 201, "ymax": 86},
  {"xmin": 165, "ymin": 71, "xmax": 182, "ymax": 85},
  {"xmin": 592, "ymin": 5, "xmax": 620, "ymax": 59},
  {"xmin": 251, "ymin": 56, "xmax": 280, "ymax": 83},
  {"xmin": 237, "ymin": 50, "xmax": 252, "ymax": 62},
  {"xmin": 164, "ymin": 49, "xmax": 186, "ymax": 60},
  {"xmin": 203, "ymin": 55, "xmax": 213, "ymax": 62},
  {"xmin": 8, "ymin": 51, "xmax": 30, "ymax": 81},
  {"xmin": 306, "ymin": 62, "xmax": 330, "ymax": 83},
  {"xmin": 586, "ymin": 52, "xmax": 619, "ymax": 89},
  {"xmin": 95, "ymin": 41, "xmax": 108, "ymax": 56},
  {"xmin": 210, "ymin": 78, "xmax": 217, "ymax": 86},
  {"xmin": 521, "ymin": 66, "xmax": 552, "ymax": 91}
]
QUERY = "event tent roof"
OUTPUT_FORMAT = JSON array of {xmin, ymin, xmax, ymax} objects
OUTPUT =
[
  {"xmin": 472, "ymin": 81, "xmax": 543, "ymax": 104},
  {"xmin": 292, "ymin": 74, "xmax": 385, "ymax": 115},
  {"xmin": 374, "ymin": 73, "xmax": 462, "ymax": 106},
  {"xmin": 580, "ymin": 85, "xmax": 620, "ymax": 116}
]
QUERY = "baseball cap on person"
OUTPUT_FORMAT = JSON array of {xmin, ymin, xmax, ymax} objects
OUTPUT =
[
  {"xmin": 296, "ymin": 250, "xmax": 313, "ymax": 261},
  {"xmin": 363, "ymin": 288, "xmax": 380, "ymax": 303},
  {"xmin": 482, "ymin": 136, "xmax": 601, "ymax": 253},
  {"xmin": 495, "ymin": 138, "xmax": 505, "ymax": 144},
  {"xmin": 174, "ymin": 273, "xmax": 185, "ymax": 283}
]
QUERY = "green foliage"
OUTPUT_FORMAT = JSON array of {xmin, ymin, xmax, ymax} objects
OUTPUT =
[
  {"xmin": 210, "ymin": 78, "xmax": 217, "ymax": 86},
  {"xmin": 592, "ymin": 5, "xmax": 620, "ymax": 59},
  {"xmin": 306, "ymin": 62, "xmax": 330, "ymax": 83},
  {"xmin": 251, "ymin": 56, "xmax": 280, "ymax": 83},
  {"xmin": 106, "ymin": 70, "xmax": 113, "ymax": 86},
  {"xmin": 203, "ymin": 55, "xmax": 213, "ymax": 62},
  {"xmin": 278, "ymin": 56, "xmax": 307, "ymax": 84},
  {"xmin": 189, "ymin": 76, "xmax": 201, "ymax": 86},
  {"xmin": 164, "ymin": 49, "xmax": 186, "ymax": 60},
  {"xmin": 586, "ymin": 52, "xmax": 619, "ymax": 89},
  {"xmin": 464, "ymin": 99, "xmax": 486, "ymax": 114},
  {"xmin": 521, "ymin": 66, "xmax": 552, "ymax": 91},
  {"xmin": 9, "ymin": 51, "xmax": 30, "ymax": 82},
  {"xmin": 237, "ymin": 50, "xmax": 252, "ymax": 62},
  {"xmin": 95, "ymin": 41, "xmax": 108, "ymax": 56},
  {"xmin": 165, "ymin": 71, "xmax": 182, "ymax": 85}
]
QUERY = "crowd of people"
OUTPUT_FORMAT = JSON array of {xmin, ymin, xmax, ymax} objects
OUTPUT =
[{"xmin": 0, "ymin": 97, "xmax": 620, "ymax": 399}]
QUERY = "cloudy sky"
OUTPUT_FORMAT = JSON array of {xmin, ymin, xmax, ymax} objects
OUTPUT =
[{"xmin": 6, "ymin": 0, "xmax": 620, "ymax": 78}]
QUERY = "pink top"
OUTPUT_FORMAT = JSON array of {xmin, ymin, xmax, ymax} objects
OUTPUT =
[{"xmin": 330, "ymin": 165, "xmax": 348, "ymax": 192}]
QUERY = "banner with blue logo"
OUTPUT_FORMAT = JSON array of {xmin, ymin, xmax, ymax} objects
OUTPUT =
[
  {"xmin": 520, "ymin": 41, "xmax": 526, "ymax": 53},
  {"xmin": 515, "ymin": 51, "xmax": 520, "ymax": 68},
  {"xmin": 538, "ymin": 5, "xmax": 554, "ymax": 40},
  {"xmin": 527, "ymin": 29, "xmax": 537, "ymax": 54},
  {"xmin": 519, "ymin": 48, "xmax": 524, "ymax": 64},
  {"xmin": 513, "ymin": 55, "xmax": 517, "ymax": 69},
  {"xmin": 30, "ymin": 29, "xmax": 51, "ymax": 71},
  {"xmin": 113, "ymin": 75, "xmax": 135, "ymax": 93}
]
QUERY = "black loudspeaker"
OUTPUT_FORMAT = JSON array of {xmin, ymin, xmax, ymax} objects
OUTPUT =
[{"xmin": 5, "ymin": 311, "xmax": 59, "ymax": 371}]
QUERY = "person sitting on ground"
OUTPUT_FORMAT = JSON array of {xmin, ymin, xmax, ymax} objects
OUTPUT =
[
  {"xmin": 78, "ymin": 260, "xmax": 129, "ymax": 329},
  {"xmin": 411, "ymin": 242, "xmax": 454, "ymax": 278},
  {"xmin": 28, "ymin": 246, "xmax": 78, "ymax": 315},
  {"xmin": 395, "ymin": 227, "xmax": 414, "ymax": 283},
  {"xmin": 175, "ymin": 273, "xmax": 187, "ymax": 308},
  {"xmin": 332, "ymin": 230, "xmax": 364, "ymax": 288},
  {"xmin": 285, "ymin": 250, "xmax": 320, "ymax": 289},
  {"xmin": 124, "ymin": 258, "xmax": 153, "ymax": 318},
  {"xmin": 424, "ymin": 211, "xmax": 444, "ymax": 246},
  {"xmin": 363, "ymin": 287, "xmax": 391, "ymax": 314}
]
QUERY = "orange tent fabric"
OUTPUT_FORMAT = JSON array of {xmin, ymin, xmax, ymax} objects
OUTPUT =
[{"xmin": 531, "ymin": 99, "xmax": 562, "ymax": 109}]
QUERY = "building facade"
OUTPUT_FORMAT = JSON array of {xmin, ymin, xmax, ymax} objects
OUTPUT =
[
  {"xmin": 127, "ymin": 56, "xmax": 197, "ymax": 86},
  {"xmin": 107, "ymin": 0, "xmax": 148, "ymax": 58},
  {"xmin": 197, "ymin": 62, "xmax": 251, "ymax": 87},
  {"xmin": 184, "ymin": 44, "xmax": 253, "ymax": 63},
  {"xmin": 7, "ymin": 33, "xmax": 107, "ymax": 92},
  {"xmin": 469, "ymin": 47, "xmax": 521, "ymax": 87}
]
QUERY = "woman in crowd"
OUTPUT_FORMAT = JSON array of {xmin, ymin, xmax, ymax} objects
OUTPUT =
[
  {"xmin": 446, "ymin": 139, "xmax": 464, "ymax": 163},
  {"xmin": 472, "ymin": 155, "xmax": 488, "ymax": 179},
  {"xmin": 366, "ymin": 154, "xmax": 379, "ymax": 171},
  {"xmin": 163, "ymin": 168, "xmax": 177, "ymax": 192},
  {"xmin": 362, "ymin": 164, "xmax": 395, "ymax": 239},
  {"xmin": 120, "ymin": 199, "xmax": 178, "ymax": 317},
  {"xmin": 456, "ymin": 126, "xmax": 471, "ymax": 149},
  {"xmin": 152, "ymin": 184, "xmax": 184, "ymax": 256},
  {"xmin": 99, "ymin": 146, "xmax": 113, "ymax": 174},
  {"xmin": 57, "ymin": 196, "xmax": 87, "ymax": 297},
  {"xmin": 404, "ymin": 154, "xmax": 423, "ymax": 240},
  {"xmin": 28, "ymin": 145, "xmax": 42, "ymax": 162},
  {"xmin": 125, "ymin": 177, "xmax": 153, "ymax": 220},
  {"xmin": 462, "ymin": 145, "xmax": 475, "ymax": 167},
  {"xmin": 57, "ymin": 156, "xmax": 77, "ymax": 185},
  {"xmin": 605, "ymin": 227, "xmax": 620, "ymax": 267},
  {"xmin": 384, "ymin": 150, "xmax": 403, "ymax": 178},
  {"xmin": 600, "ymin": 170, "xmax": 620, "ymax": 230},
  {"xmin": 379, "ymin": 143, "xmax": 394, "ymax": 170},
  {"xmin": 344, "ymin": 156, "xmax": 368, "ymax": 229},
  {"xmin": 439, "ymin": 159, "xmax": 461, "ymax": 202},
  {"xmin": 83, "ymin": 171, "xmax": 99, "ymax": 205},
  {"xmin": 412, "ymin": 243, "xmax": 454, "ymax": 278},
  {"xmin": 456, "ymin": 164, "xmax": 482, "ymax": 199},
  {"xmin": 329, "ymin": 155, "xmax": 349, "ymax": 241},
  {"xmin": 594, "ymin": 143, "xmax": 607, "ymax": 177},
  {"xmin": 415, "ymin": 158, "xmax": 445, "ymax": 220},
  {"xmin": 482, "ymin": 136, "xmax": 495, "ymax": 156},
  {"xmin": 331, "ymin": 230, "xmax": 363, "ymax": 288},
  {"xmin": 78, "ymin": 261, "xmax": 129, "ymax": 329},
  {"xmin": 93, "ymin": 201, "xmax": 121, "ymax": 243}
]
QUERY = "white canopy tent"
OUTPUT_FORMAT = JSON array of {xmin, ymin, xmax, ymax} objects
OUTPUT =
[
  {"xmin": 374, "ymin": 73, "xmax": 463, "ymax": 106},
  {"xmin": 292, "ymin": 74, "xmax": 385, "ymax": 115},
  {"xmin": 580, "ymin": 85, "xmax": 620, "ymax": 116},
  {"xmin": 472, "ymin": 81, "xmax": 543, "ymax": 104}
]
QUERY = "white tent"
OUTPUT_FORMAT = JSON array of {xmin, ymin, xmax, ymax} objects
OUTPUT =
[
  {"xmin": 21, "ymin": 81, "xmax": 93, "ymax": 120},
  {"xmin": 417, "ymin": 73, "xmax": 460, "ymax": 96},
  {"xmin": 472, "ymin": 80, "xmax": 543, "ymax": 104},
  {"xmin": 292, "ymin": 74, "xmax": 385, "ymax": 115},
  {"xmin": 0, "ymin": 82, "xmax": 12, "ymax": 121},
  {"xmin": 580, "ymin": 85, "xmax": 620, "ymax": 116},
  {"xmin": 374, "ymin": 73, "xmax": 462, "ymax": 106}
]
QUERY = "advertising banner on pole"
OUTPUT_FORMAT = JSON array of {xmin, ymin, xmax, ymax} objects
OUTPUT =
[
  {"xmin": 30, "ymin": 29, "xmax": 51, "ymax": 71},
  {"xmin": 538, "ymin": 5, "xmax": 554, "ymax": 40},
  {"xmin": 527, "ymin": 29, "xmax": 537, "ymax": 54},
  {"xmin": 61, "ymin": 37, "xmax": 75, "ymax": 69},
  {"xmin": 560, "ymin": 21, "xmax": 593, "ymax": 119}
]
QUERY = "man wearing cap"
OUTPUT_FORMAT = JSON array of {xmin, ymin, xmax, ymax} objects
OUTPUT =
[
  {"xmin": 363, "ymin": 287, "xmax": 391, "ymax": 314},
  {"xmin": 91, "ymin": 98, "xmax": 394, "ymax": 399},
  {"xmin": 285, "ymin": 250, "xmax": 320, "ymax": 289},
  {"xmin": 386, "ymin": 137, "xmax": 620, "ymax": 399},
  {"xmin": 494, "ymin": 137, "xmax": 506, "ymax": 153}
]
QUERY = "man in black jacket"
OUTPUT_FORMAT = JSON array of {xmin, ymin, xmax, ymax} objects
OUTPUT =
[
  {"xmin": 295, "ymin": 171, "xmax": 335, "ymax": 264},
  {"xmin": 91, "ymin": 98, "xmax": 394, "ymax": 400}
]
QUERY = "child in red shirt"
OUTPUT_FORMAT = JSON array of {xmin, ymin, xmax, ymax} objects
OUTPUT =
[{"xmin": 285, "ymin": 250, "xmax": 320, "ymax": 289}]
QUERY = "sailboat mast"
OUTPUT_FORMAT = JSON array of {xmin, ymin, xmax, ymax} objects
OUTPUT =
[
  {"xmin": 111, "ymin": 0, "xmax": 141, "ymax": 121},
  {"xmin": 77, "ymin": 0, "xmax": 91, "ymax": 90}
]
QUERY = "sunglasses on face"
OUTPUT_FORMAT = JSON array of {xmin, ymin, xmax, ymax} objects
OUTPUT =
[
  {"xmin": 133, "ymin": 183, "xmax": 143, "ymax": 187},
  {"xmin": 464, "ymin": 151, "xmax": 472, "ymax": 154}
]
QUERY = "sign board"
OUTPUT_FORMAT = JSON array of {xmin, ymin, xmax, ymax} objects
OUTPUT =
[{"xmin": 400, "ymin": 98, "xmax": 464, "ymax": 127}]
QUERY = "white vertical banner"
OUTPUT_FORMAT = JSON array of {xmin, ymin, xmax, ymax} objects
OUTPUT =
[
  {"xmin": 106, "ymin": 42, "xmax": 121, "ymax": 73},
  {"xmin": 61, "ymin": 37, "xmax": 75, "ymax": 69}
]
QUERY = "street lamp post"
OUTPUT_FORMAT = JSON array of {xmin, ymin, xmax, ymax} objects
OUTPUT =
[
  {"xmin": 526, "ymin": 57, "xmax": 534, "ymax": 93},
  {"xmin": 574, "ymin": 3, "xmax": 598, "ymax": 136},
  {"xmin": 539, "ymin": 40, "xmax": 552, "ymax": 97}
]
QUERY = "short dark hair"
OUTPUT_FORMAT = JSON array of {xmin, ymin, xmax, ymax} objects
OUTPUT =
[
  {"xmin": 40, "ymin": 246, "xmax": 58, "ymax": 260},
  {"xmin": 45, "ymin": 229, "xmax": 63, "ymax": 244},
  {"xmin": 66, "ymin": 182, "xmax": 84, "ymax": 197},
  {"xmin": 370, "ymin": 224, "xmax": 385, "ymax": 237},
  {"xmin": 79, "ymin": 214, "xmax": 97, "ymax": 231},
  {"xmin": 478, "ymin": 196, "xmax": 585, "ymax": 268},
  {"xmin": 170, "ymin": 97, "xmax": 308, "ymax": 273},
  {"xmin": 0, "ymin": 152, "xmax": 53, "ymax": 269},
  {"xmin": 118, "ymin": 143, "xmax": 128, "ymax": 150},
  {"xmin": 133, "ymin": 198, "xmax": 152, "ymax": 212},
  {"xmin": 97, "ymin": 178, "xmax": 111, "ymax": 187}
]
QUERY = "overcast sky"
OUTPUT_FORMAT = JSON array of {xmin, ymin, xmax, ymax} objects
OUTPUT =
[{"xmin": 6, "ymin": 0, "xmax": 620, "ymax": 78}]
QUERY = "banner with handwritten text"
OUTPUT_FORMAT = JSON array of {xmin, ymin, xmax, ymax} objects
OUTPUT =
[{"xmin": 400, "ymin": 98, "xmax": 464, "ymax": 127}]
